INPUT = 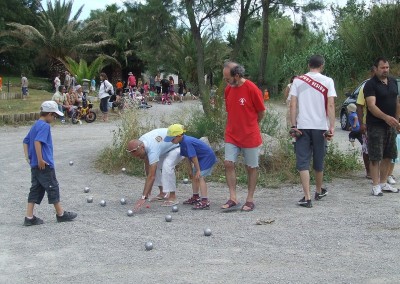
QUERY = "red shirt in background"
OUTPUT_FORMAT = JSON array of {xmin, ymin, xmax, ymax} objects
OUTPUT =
[
  {"xmin": 128, "ymin": 75, "xmax": 136, "ymax": 87},
  {"xmin": 224, "ymin": 80, "xmax": 265, "ymax": 148}
]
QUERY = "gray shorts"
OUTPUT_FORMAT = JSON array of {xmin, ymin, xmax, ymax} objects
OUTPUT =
[
  {"xmin": 295, "ymin": 129, "xmax": 327, "ymax": 172},
  {"xmin": 28, "ymin": 165, "xmax": 60, "ymax": 204},
  {"xmin": 192, "ymin": 164, "xmax": 215, "ymax": 177},
  {"xmin": 367, "ymin": 124, "xmax": 397, "ymax": 161},
  {"xmin": 224, "ymin": 143, "xmax": 260, "ymax": 168}
]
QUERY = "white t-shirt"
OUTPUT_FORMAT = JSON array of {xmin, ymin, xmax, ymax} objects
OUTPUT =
[
  {"xmin": 139, "ymin": 128, "xmax": 179, "ymax": 165},
  {"xmin": 289, "ymin": 72, "xmax": 336, "ymax": 130}
]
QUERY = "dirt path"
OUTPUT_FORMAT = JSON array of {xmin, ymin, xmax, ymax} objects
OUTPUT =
[{"xmin": 1, "ymin": 100, "xmax": 400, "ymax": 283}]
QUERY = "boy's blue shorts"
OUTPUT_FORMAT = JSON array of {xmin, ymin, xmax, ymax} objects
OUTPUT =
[{"xmin": 28, "ymin": 165, "xmax": 60, "ymax": 204}]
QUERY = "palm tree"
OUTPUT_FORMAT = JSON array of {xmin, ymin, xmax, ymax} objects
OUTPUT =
[{"xmin": 1, "ymin": 0, "xmax": 110, "ymax": 75}]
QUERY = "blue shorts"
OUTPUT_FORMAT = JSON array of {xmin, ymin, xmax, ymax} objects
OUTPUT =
[
  {"xmin": 295, "ymin": 129, "xmax": 327, "ymax": 172},
  {"xmin": 28, "ymin": 165, "xmax": 60, "ymax": 204},
  {"xmin": 22, "ymin": 87, "xmax": 28, "ymax": 96},
  {"xmin": 192, "ymin": 165, "xmax": 215, "ymax": 177},
  {"xmin": 224, "ymin": 143, "xmax": 260, "ymax": 168}
]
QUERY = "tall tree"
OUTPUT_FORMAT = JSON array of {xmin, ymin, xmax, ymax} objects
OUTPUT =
[
  {"xmin": 1, "ymin": 0, "xmax": 108, "ymax": 75},
  {"xmin": 183, "ymin": 0, "xmax": 235, "ymax": 114}
]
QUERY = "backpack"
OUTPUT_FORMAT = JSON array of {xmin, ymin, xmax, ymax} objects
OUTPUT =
[{"xmin": 104, "ymin": 81, "xmax": 114, "ymax": 96}]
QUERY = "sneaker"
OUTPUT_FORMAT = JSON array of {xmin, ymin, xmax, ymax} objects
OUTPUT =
[
  {"xmin": 315, "ymin": 188, "xmax": 328, "ymax": 200},
  {"xmin": 183, "ymin": 196, "xmax": 200, "ymax": 205},
  {"xmin": 56, "ymin": 211, "xmax": 77, "ymax": 222},
  {"xmin": 381, "ymin": 183, "xmax": 399, "ymax": 193},
  {"xmin": 387, "ymin": 175, "xmax": 396, "ymax": 185},
  {"xmin": 371, "ymin": 185, "xmax": 383, "ymax": 196},
  {"xmin": 24, "ymin": 215, "xmax": 44, "ymax": 226},
  {"xmin": 297, "ymin": 197, "xmax": 312, "ymax": 208},
  {"xmin": 192, "ymin": 200, "xmax": 210, "ymax": 210}
]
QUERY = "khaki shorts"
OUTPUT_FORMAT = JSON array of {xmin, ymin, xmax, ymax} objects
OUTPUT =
[
  {"xmin": 367, "ymin": 124, "xmax": 397, "ymax": 161},
  {"xmin": 224, "ymin": 143, "xmax": 260, "ymax": 168}
]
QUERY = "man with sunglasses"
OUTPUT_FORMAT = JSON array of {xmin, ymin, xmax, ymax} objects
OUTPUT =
[{"xmin": 127, "ymin": 129, "xmax": 184, "ymax": 211}]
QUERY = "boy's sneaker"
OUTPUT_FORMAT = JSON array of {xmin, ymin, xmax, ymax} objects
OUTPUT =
[
  {"xmin": 183, "ymin": 196, "xmax": 200, "ymax": 205},
  {"xmin": 192, "ymin": 200, "xmax": 210, "ymax": 210},
  {"xmin": 297, "ymin": 197, "xmax": 312, "ymax": 208},
  {"xmin": 56, "ymin": 211, "xmax": 77, "ymax": 222},
  {"xmin": 387, "ymin": 175, "xmax": 396, "ymax": 185},
  {"xmin": 371, "ymin": 185, "xmax": 383, "ymax": 196},
  {"xmin": 315, "ymin": 188, "xmax": 328, "ymax": 200},
  {"xmin": 380, "ymin": 183, "xmax": 399, "ymax": 193},
  {"xmin": 24, "ymin": 215, "xmax": 44, "ymax": 226}
]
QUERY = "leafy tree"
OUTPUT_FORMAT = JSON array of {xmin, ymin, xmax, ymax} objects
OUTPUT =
[
  {"xmin": 1, "ymin": 0, "xmax": 108, "ymax": 76},
  {"xmin": 182, "ymin": 0, "xmax": 235, "ymax": 114}
]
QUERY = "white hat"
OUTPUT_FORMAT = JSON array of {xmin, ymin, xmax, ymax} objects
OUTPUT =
[
  {"xmin": 75, "ymin": 84, "xmax": 82, "ymax": 91},
  {"xmin": 128, "ymin": 72, "xmax": 133, "ymax": 75},
  {"xmin": 347, "ymin": 103, "xmax": 357, "ymax": 112},
  {"xmin": 41, "ymin": 101, "xmax": 64, "ymax": 116}
]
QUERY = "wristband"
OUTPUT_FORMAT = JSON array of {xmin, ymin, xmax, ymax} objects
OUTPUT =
[
  {"xmin": 141, "ymin": 195, "xmax": 147, "ymax": 200},
  {"xmin": 291, "ymin": 126, "xmax": 296, "ymax": 128}
]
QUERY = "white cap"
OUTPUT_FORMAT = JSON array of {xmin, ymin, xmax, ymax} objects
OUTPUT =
[{"xmin": 40, "ymin": 101, "xmax": 64, "ymax": 116}]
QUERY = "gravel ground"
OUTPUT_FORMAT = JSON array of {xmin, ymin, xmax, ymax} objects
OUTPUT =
[{"xmin": 1, "ymin": 100, "xmax": 400, "ymax": 284}]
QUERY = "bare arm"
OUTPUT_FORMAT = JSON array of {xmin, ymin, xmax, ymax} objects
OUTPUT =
[
  {"xmin": 356, "ymin": 104, "xmax": 366, "ymax": 133},
  {"xmin": 34, "ymin": 141, "xmax": 47, "ymax": 170},
  {"xmin": 257, "ymin": 110, "xmax": 266, "ymax": 123},
  {"xmin": 290, "ymin": 96, "xmax": 298, "ymax": 127},
  {"xmin": 366, "ymin": 96, "xmax": 398, "ymax": 127},
  {"xmin": 23, "ymin": 143, "xmax": 29, "ymax": 164},
  {"xmin": 142, "ymin": 159, "xmax": 157, "ymax": 198},
  {"xmin": 327, "ymin": 97, "xmax": 335, "ymax": 134}
]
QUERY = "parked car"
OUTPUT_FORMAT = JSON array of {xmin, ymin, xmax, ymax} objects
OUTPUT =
[{"xmin": 340, "ymin": 78, "xmax": 400, "ymax": 130}]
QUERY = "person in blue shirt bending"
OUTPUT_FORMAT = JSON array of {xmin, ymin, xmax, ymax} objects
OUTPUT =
[{"xmin": 165, "ymin": 124, "xmax": 217, "ymax": 210}]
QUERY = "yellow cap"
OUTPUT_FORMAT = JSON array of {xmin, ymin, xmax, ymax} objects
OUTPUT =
[{"xmin": 164, "ymin": 124, "xmax": 185, "ymax": 142}]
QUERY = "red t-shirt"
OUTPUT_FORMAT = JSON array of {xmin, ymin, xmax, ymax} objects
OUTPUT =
[
  {"xmin": 128, "ymin": 75, "xmax": 136, "ymax": 86},
  {"xmin": 224, "ymin": 80, "xmax": 265, "ymax": 148}
]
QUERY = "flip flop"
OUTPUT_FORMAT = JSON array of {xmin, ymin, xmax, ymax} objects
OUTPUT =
[
  {"xmin": 221, "ymin": 199, "xmax": 241, "ymax": 212},
  {"xmin": 241, "ymin": 201, "xmax": 255, "ymax": 212},
  {"xmin": 150, "ymin": 195, "xmax": 166, "ymax": 202},
  {"xmin": 161, "ymin": 200, "xmax": 179, "ymax": 207}
]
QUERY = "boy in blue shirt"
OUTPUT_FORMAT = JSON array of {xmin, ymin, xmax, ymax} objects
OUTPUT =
[
  {"xmin": 23, "ymin": 101, "xmax": 77, "ymax": 226},
  {"xmin": 347, "ymin": 103, "xmax": 362, "ymax": 147},
  {"xmin": 165, "ymin": 124, "xmax": 217, "ymax": 210}
]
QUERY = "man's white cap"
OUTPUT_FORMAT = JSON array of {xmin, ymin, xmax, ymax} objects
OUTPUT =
[{"xmin": 40, "ymin": 101, "xmax": 64, "ymax": 116}]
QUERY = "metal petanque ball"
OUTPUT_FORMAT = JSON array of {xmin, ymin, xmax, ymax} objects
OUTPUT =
[
  {"xmin": 171, "ymin": 205, "xmax": 179, "ymax": 213},
  {"xmin": 100, "ymin": 200, "xmax": 106, "ymax": 207},
  {"xmin": 183, "ymin": 178, "xmax": 189, "ymax": 184},
  {"xmin": 84, "ymin": 187, "xmax": 90, "ymax": 193},
  {"xmin": 145, "ymin": 241, "xmax": 153, "ymax": 251},
  {"xmin": 69, "ymin": 161, "xmax": 74, "ymax": 166},
  {"xmin": 87, "ymin": 196, "xmax": 93, "ymax": 203},
  {"xmin": 120, "ymin": 198, "xmax": 127, "ymax": 205},
  {"xmin": 127, "ymin": 210, "xmax": 134, "ymax": 217},
  {"xmin": 122, "ymin": 167, "xmax": 126, "ymax": 173},
  {"xmin": 204, "ymin": 228, "xmax": 212, "ymax": 236},
  {"xmin": 165, "ymin": 215, "xmax": 172, "ymax": 222}
]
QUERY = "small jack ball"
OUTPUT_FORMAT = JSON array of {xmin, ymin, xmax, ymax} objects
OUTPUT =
[
  {"xmin": 204, "ymin": 228, "xmax": 212, "ymax": 236},
  {"xmin": 145, "ymin": 241, "xmax": 153, "ymax": 251},
  {"xmin": 146, "ymin": 205, "xmax": 150, "ymax": 208}
]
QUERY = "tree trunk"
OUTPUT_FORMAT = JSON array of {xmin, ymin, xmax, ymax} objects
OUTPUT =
[
  {"xmin": 257, "ymin": 0, "xmax": 270, "ymax": 89},
  {"xmin": 185, "ymin": 0, "xmax": 209, "ymax": 114},
  {"xmin": 231, "ymin": 0, "xmax": 254, "ymax": 61}
]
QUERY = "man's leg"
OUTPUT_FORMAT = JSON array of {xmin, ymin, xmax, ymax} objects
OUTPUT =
[
  {"xmin": 363, "ymin": 153, "xmax": 371, "ymax": 177},
  {"xmin": 380, "ymin": 158, "xmax": 392, "ymax": 184},
  {"xmin": 370, "ymin": 160, "xmax": 380, "ymax": 186},
  {"xmin": 244, "ymin": 166, "xmax": 257, "ymax": 207},
  {"xmin": 299, "ymin": 170, "xmax": 311, "ymax": 200},
  {"xmin": 223, "ymin": 160, "xmax": 238, "ymax": 204},
  {"xmin": 315, "ymin": 170, "xmax": 323, "ymax": 194}
]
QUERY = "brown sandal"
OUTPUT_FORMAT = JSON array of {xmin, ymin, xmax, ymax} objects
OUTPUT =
[
  {"xmin": 241, "ymin": 201, "xmax": 255, "ymax": 212},
  {"xmin": 221, "ymin": 199, "xmax": 241, "ymax": 212}
]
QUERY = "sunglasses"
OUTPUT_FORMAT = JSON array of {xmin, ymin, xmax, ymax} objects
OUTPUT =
[{"xmin": 126, "ymin": 143, "xmax": 142, "ymax": 153}]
